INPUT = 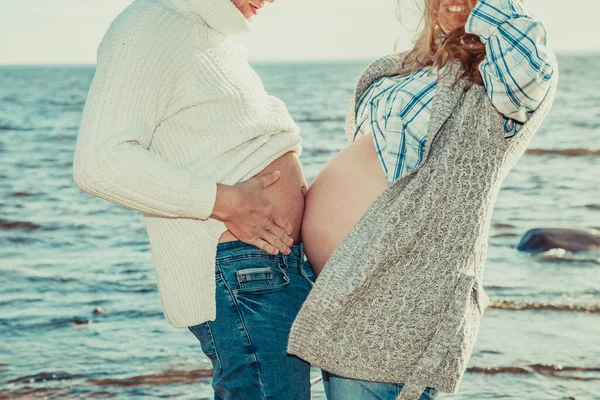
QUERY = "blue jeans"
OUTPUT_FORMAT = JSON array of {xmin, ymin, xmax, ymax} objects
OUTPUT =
[
  {"xmin": 188, "ymin": 241, "xmax": 316, "ymax": 400},
  {"xmin": 323, "ymin": 371, "xmax": 439, "ymax": 400}
]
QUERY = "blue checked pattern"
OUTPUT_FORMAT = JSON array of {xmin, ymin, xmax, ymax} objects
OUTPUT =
[{"xmin": 354, "ymin": 0, "xmax": 554, "ymax": 184}]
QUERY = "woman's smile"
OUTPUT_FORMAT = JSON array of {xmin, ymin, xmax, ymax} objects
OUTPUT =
[
  {"xmin": 447, "ymin": 5, "xmax": 465, "ymax": 13},
  {"xmin": 437, "ymin": 0, "xmax": 473, "ymax": 33}
]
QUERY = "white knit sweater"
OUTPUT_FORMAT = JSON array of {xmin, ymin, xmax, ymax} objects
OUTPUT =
[{"xmin": 72, "ymin": 0, "xmax": 302, "ymax": 328}]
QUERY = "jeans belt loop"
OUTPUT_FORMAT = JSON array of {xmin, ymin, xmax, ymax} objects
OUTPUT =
[{"xmin": 281, "ymin": 248, "xmax": 289, "ymax": 270}]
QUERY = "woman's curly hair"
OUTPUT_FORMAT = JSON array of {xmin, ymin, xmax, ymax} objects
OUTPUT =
[{"xmin": 396, "ymin": 0, "xmax": 487, "ymax": 88}]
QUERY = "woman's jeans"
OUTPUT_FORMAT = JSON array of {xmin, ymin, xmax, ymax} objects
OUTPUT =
[
  {"xmin": 188, "ymin": 241, "xmax": 316, "ymax": 400},
  {"xmin": 322, "ymin": 371, "xmax": 439, "ymax": 400}
]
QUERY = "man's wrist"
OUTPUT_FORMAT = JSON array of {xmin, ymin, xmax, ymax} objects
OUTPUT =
[{"xmin": 210, "ymin": 184, "xmax": 239, "ymax": 222}]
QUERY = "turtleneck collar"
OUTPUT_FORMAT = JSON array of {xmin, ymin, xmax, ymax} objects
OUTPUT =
[{"xmin": 167, "ymin": 0, "xmax": 255, "ymax": 35}]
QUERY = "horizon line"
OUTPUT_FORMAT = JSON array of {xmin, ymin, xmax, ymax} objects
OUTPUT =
[{"xmin": 1, "ymin": 50, "xmax": 599, "ymax": 67}]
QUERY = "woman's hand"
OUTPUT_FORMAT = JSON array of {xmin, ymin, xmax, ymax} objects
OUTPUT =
[{"xmin": 210, "ymin": 170, "xmax": 295, "ymax": 255}]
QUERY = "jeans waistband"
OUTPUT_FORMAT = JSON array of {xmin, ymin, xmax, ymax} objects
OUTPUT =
[{"xmin": 216, "ymin": 240, "xmax": 305, "ymax": 266}]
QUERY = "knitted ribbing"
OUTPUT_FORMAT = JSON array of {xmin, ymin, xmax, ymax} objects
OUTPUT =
[
  {"xmin": 73, "ymin": 0, "xmax": 301, "ymax": 327},
  {"xmin": 287, "ymin": 53, "xmax": 558, "ymax": 400}
]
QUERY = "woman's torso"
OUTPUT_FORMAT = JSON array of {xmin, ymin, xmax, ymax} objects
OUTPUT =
[
  {"xmin": 302, "ymin": 67, "xmax": 439, "ymax": 272},
  {"xmin": 301, "ymin": 134, "xmax": 388, "ymax": 273}
]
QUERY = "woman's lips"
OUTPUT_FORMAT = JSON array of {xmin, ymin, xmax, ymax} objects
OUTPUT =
[{"xmin": 249, "ymin": 4, "xmax": 259, "ymax": 15}]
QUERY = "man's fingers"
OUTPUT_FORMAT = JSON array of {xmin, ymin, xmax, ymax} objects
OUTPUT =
[
  {"xmin": 273, "ymin": 215, "xmax": 293, "ymax": 236},
  {"xmin": 268, "ymin": 225, "xmax": 294, "ymax": 247},
  {"xmin": 262, "ymin": 231, "xmax": 291, "ymax": 255},
  {"xmin": 249, "ymin": 238, "xmax": 279, "ymax": 256},
  {"xmin": 257, "ymin": 170, "xmax": 281, "ymax": 189}
]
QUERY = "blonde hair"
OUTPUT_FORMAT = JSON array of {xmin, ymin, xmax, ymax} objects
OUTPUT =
[{"xmin": 395, "ymin": 0, "xmax": 486, "ymax": 88}]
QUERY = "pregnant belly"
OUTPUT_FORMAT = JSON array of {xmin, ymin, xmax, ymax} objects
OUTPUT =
[
  {"xmin": 219, "ymin": 151, "xmax": 308, "ymax": 244},
  {"xmin": 301, "ymin": 134, "xmax": 388, "ymax": 275}
]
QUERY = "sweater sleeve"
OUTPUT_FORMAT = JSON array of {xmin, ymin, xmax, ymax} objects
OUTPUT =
[
  {"xmin": 72, "ymin": 11, "xmax": 217, "ymax": 220},
  {"xmin": 465, "ymin": 0, "xmax": 555, "ymax": 137}
]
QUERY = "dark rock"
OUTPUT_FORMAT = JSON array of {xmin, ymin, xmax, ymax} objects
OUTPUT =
[
  {"xmin": 517, "ymin": 228, "xmax": 600, "ymax": 253},
  {"xmin": 0, "ymin": 218, "xmax": 41, "ymax": 231},
  {"xmin": 71, "ymin": 318, "xmax": 91, "ymax": 326}
]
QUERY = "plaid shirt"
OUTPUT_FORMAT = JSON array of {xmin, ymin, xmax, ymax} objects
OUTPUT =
[{"xmin": 354, "ymin": 0, "xmax": 555, "ymax": 184}]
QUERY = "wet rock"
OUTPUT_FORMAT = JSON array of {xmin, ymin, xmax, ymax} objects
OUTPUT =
[
  {"xmin": 71, "ymin": 318, "xmax": 91, "ymax": 326},
  {"xmin": 10, "ymin": 192, "xmax": 36, "ymax": 198},
  {"xmin": 0, "ymin": 218, "xmax": 41, "ymax": 231},
  {"xmin": 517, "ymin": 228, "xmax": 600, "ymax": 253}
]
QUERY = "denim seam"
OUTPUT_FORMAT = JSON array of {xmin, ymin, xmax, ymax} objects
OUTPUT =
[
  {"xmin": 298, "ymin": 243, "xmax": 316, "ymax": 288},
  {"xmin": 300, "ymin": 266, "xmax": 316, "ymax": 288},
  {"xmin": 205, "ymin": 321, "xmax": 223, "ymax": 380},
  {"xmin": 217, "ymin": 262, "xmax": 268, "ymax": 399}
]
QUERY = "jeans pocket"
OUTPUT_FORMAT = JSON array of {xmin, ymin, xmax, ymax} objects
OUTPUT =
[
  {"xmin": 188, "ymin": 322, "xmax": 222, "ymax": 380},
  {"xmin": 233, "ymin": 258, "xmax": 291, "ymax": 294}
]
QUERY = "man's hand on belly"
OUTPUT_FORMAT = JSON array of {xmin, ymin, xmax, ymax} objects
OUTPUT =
[{"xmin": 210, "ymin": 170, "xmax": 295, "ymax": 256}]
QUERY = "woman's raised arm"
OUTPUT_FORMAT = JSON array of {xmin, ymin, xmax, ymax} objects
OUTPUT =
[{"xmin": 466, "ymin": 0, "xmax": 555, "ymax": 137}]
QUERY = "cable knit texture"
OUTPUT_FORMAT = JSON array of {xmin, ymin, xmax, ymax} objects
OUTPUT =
[
  {"xmin": 72, "ymin": 0, "xmax": 302, "ymax": 328},
  {"xmin": 287, "ymin": 52, "xmax": 558, "ymax": 400}
]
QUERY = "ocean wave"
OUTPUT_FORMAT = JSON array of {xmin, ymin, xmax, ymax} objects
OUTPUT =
[
  {"xmin": 468, "ymin": 364, "xmax": 600, "ymax": 380},
  {"xmin": 492, "ymin": 233, "xmax": 520, "ymax": 238},
  {"xmin": 492, "ymin": 223, "xmax": 517, "ymax": 229},
  {"xmin": 41, "ymin": 99, "xmax": 86, "ymax": 107},
  {"xmin": 489, "ymin": 299, "xmax": 600, "ymax": 313},
  {"xmin": 7, "ymin": 372, "xmax": 86, "ymax": 384},
  {"xmin": 537, "ymin": 254, "xmax": 600, "ymax": 265},
  {"xmin": 526, "ymin": 148, "xmax": 600, "ymax": 157},
  {"xmin": 88, "ymin": 369, "xmax": 213, "ymax": 387},
  {"xmin": 0, "ymin": 369, "xmax": 215, "ymax": 399},
  {"xmin": 305, "ymin": 148, "xmax": 337, "ymax": 156},
  {"xmin": 0, "ymin": 124, "xmax": 33, "ymax": 132}
]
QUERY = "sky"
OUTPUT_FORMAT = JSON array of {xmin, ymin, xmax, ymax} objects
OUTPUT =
[{"xmin": 0, "ymin": 0, "xmax": 598, "ymax": 65}]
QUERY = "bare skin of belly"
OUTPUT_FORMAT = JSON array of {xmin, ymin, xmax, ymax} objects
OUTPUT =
[
  {"xmin": 219, "ymin": 151, "xmax": 308, "ymax": 245},
  {"xmin": 301, "ymin": 134, "xmax": 388, "ymax": 275}
]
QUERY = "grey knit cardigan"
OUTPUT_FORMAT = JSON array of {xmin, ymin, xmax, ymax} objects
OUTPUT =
[{"xmin": 287, "ymin": 52, "xmax": 559, "ymax": 400}]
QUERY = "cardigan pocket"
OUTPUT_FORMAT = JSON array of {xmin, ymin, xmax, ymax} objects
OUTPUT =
[
  {"xmin": 441, "ymin": 273, "xmax": 488, "ymax": 386},
  {"xmin": 396, "ymin": 272, "xmax": 479, "ymax": 398},
  {"xmin": 404, "ymin": 273, "xmax": 476, "ymax": 379}
]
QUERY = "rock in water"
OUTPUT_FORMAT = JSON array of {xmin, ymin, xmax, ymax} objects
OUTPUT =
[{"xmin": 517, "ymin": 228, "xmax": 600, "ymax": 253}]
